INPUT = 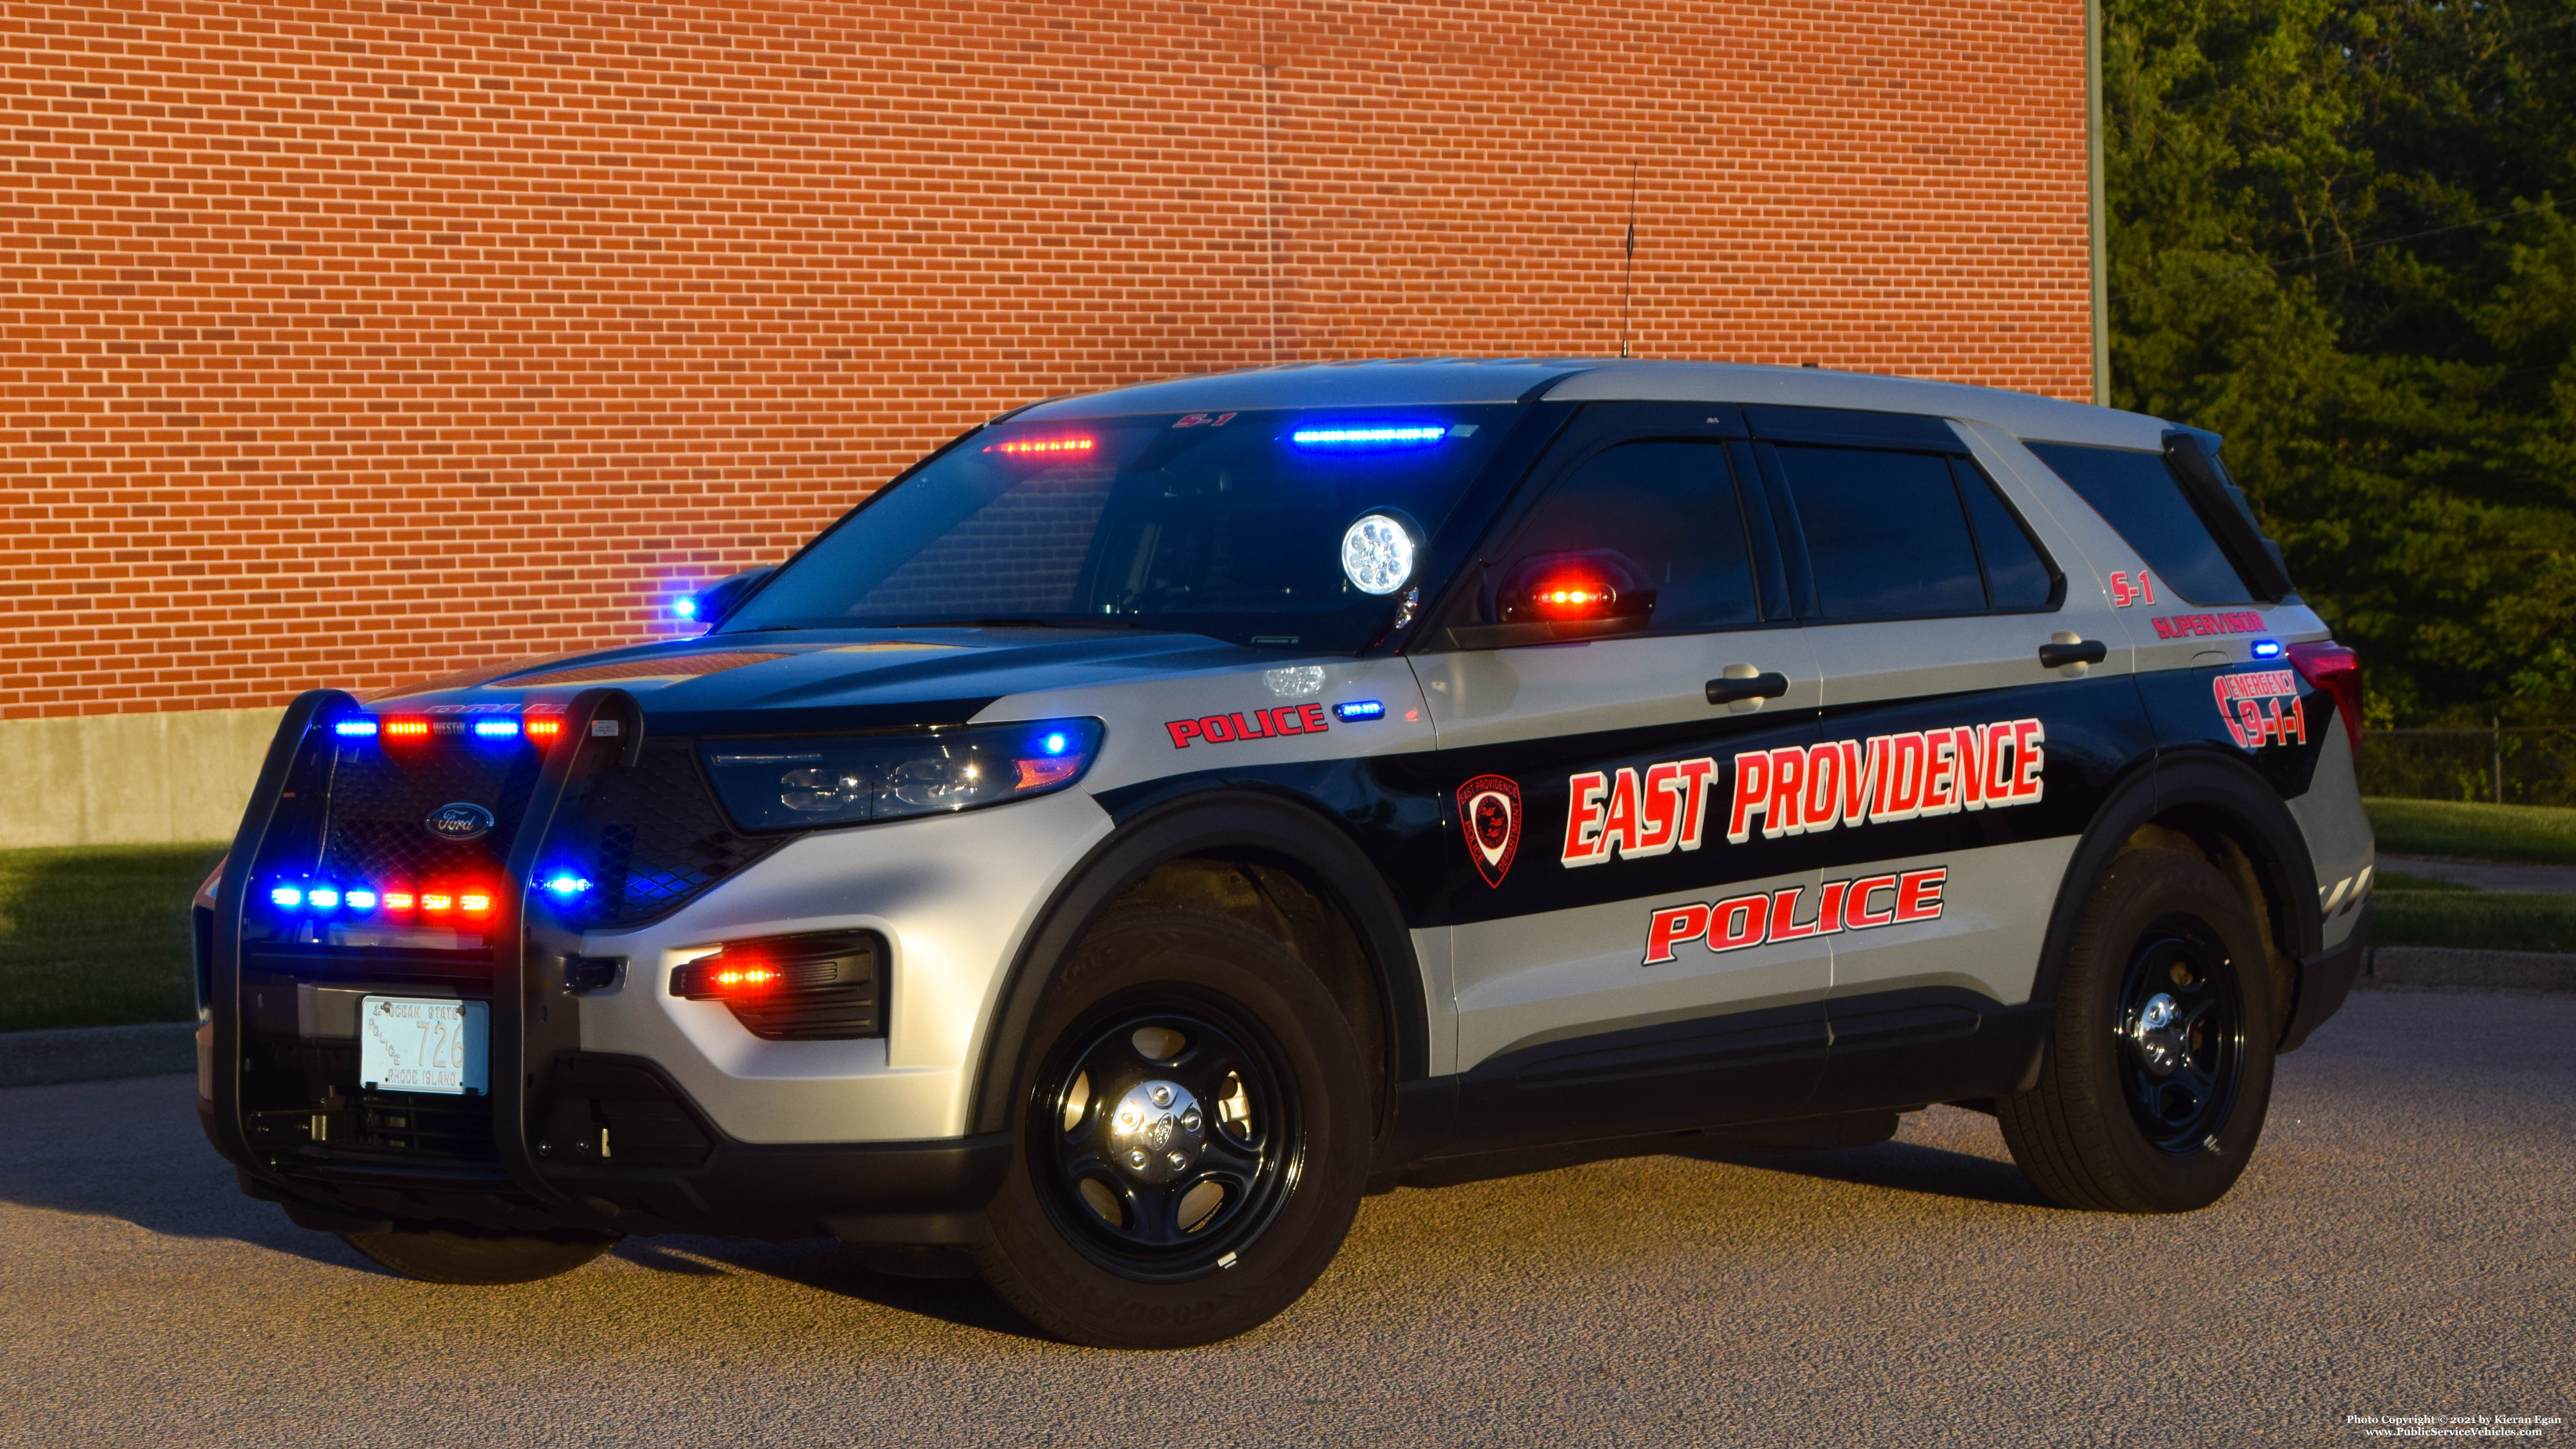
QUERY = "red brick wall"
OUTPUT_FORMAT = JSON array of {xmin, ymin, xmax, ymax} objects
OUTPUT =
[{"xmin": 0, "ymin": 0, "xmax": 2093, "ymax": 719}]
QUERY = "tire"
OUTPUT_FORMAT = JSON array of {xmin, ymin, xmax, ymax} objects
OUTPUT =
[
  {"xmin": 339, "ymin": 1227, "xmax": 618, "ymax": 1285},
  {"xmin": 1998, "ymin": 849, "xmax": 2277, "ymax": 1213},
  {"xmin": 974, "ymin": 905, "xmax": 1371, "ymax": 1348}
]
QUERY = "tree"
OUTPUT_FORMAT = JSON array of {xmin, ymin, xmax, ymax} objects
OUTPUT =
[{"xmin": 2107, "ymin": 0, "xmax": 2576, "ymax": 725}]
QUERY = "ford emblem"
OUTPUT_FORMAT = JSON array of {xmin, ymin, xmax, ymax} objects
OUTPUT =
[{"xmin": 424, "ymin": 802, "xmax": 497, "ymax": 841}]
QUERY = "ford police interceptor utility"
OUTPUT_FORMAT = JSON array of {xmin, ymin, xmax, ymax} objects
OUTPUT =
[{"xmin": 196, "ymin": 359, "xmax": 2372, "ymax": 1347}]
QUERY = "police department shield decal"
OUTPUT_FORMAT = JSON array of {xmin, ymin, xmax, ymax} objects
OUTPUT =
[{"xmin": 1456, "ymin": 774, "xmax": 1522, "ymax": 889}]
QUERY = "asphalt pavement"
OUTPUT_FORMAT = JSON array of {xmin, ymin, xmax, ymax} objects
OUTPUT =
[{"xmin": 3, "ymin": 989, "xmax": 2570, "ymax": 1447}]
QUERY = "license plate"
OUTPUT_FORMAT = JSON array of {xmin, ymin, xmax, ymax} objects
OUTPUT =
[{"xmin": 358, "ymin": 996, "xmax": 490, "ymax": 1096}]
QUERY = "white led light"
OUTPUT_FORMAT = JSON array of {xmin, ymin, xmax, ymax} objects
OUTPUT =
[{"xmin": 1340, "ymin": 513, "xmax": 1416, "ymax": 596}]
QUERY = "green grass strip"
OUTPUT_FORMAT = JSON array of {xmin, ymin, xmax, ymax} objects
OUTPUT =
[
  {"xmin": 2372, "ymin": 889, "xmax": 2576, "ymax": 954},
  {"xmin": 0, "ymin": 843, "xmax": 227, "ymax": 1033},
  {"xmin": 2364, "ymin": 797, "xmax": 2576, "ymax": 866}
]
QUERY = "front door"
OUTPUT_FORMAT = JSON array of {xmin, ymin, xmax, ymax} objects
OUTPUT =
[{"xmin": 1410, "ymin": 405, "xmax": 1832, "ymax": 1146}]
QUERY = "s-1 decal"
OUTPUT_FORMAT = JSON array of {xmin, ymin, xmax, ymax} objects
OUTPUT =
[
  {"xmin": 2214, "ymin": 668, "xmax": 2306, "ymax": 749},
  {"xmin": 1643, "ymin": 866, "xmax": 1948, "ymax": 966},
  {"xmin": 1171, "ymin": 411, "xmax": 1237, "ymax": 429},
  {"xmin": 2109, "ymin": 570, "xmax": 2157, "ymax": 608},
  {"xmin": 1724, "ymin": 717, "xmax": 2044, "ymax": 845},
  {"xmin": 1167, "ymin": 704, "xmax": 1330, "ymax": 748},
  {"xmin": 1456, "ymin": 774, "xmax": 1524, "ymax": 889},
  {"xmin": 2151, "ymin": 610, "xmax": 2266, "ymax": 640}
]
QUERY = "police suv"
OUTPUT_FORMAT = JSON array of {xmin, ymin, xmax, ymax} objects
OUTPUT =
[{"xmin": 198, "ymin": 359, "xmax": 2372, "ymax": 1347}]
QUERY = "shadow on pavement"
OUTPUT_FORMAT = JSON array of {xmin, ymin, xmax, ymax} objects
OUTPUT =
[
  {"xmin": 653, "ymin": 1236, "xmax": 1046, "ymax": 1341},
  {"xmin": 0, "ymin": 1072, "xmax": 367, "ymax": 1269},
  {"xmin": 1692, "ymin": 1137, "xmax": 2051, "ymax": 1209}
]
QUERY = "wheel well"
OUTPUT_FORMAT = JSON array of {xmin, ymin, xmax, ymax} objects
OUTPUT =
[
  {"xmin": 1108, "ymin": 855, "xmax": 1392, "ymax": 1124},
  {"xmin": 2117, "ymin": 813, "xmax": 2298, "ymax": 1027}
]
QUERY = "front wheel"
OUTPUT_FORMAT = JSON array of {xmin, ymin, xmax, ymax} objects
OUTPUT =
[
  {"xmin": 974, "ymin": 906, "xmax": 1371, "ymax": 1348},
  {"xmin": 1999, "ymin": 849, "xmax": 2277, "ymax": 1213}
]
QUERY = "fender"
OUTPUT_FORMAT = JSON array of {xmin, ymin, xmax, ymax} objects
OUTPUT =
[
  {"xmin": 967, "ymin": 788, "xmax": 1428, "ymax": 1139},
  {"xmin": 2033, "ymin": 745, "xmax": 2324, "ymax": 1023}
]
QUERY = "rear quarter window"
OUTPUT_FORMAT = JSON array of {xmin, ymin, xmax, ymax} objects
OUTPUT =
[{"xmin": 2022, "ymin": 441, "xmax": 2257, "ymax": 605}]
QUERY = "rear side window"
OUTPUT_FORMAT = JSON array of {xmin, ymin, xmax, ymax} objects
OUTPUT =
[
  {"xmin": 1487, "ymin": 440, "xmax": 1761, "ymax": 634},
  {"xmin": 2022, "ymin": 442, "xmax": 2257, "ymax": 605}
]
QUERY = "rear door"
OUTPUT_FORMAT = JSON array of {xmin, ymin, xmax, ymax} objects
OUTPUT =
[
  {"xmin": 1731, "ymin": 407, "xmax": 2157, "ymax": 1111},
  {"xmin": 1409, "ymin": 404, "xmax": 1830, "ymax": 1144}
]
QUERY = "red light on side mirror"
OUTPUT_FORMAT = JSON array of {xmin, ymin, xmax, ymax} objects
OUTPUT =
[{"xmin": 1529, "ymin": 579, "xmax": 1617, "ymax": 618}]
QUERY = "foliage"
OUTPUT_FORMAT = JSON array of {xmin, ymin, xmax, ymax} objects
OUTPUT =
[
  {"xmin": 2107, "ymin": 0, "xmax": 2576, "ymax": 724},
  {"xmin": 2371, "ymin": 888, "xmax": 2576, "ymax": 949},
  {"xmin": 2363, "ymin": 794, "xmax": 2576, "ymax": 862},
  {"xmin": 0, "ymin": 844, "xmax": 223, "ymax": 1033}
]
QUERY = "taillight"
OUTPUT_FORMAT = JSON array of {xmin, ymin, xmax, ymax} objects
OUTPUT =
[{"xmin": 2287, "ymin": 641, "xmax": 2362, "ymax": 754}]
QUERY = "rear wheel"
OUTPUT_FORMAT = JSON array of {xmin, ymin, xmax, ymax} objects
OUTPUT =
[
  {"xmin": 974, "ymin": 906, "xmax": 1370, "ymax": 1348},
  {"xmin": 339, "ymin": 1226, "xmax": 617, "ymax": 1285},
  {"xmin": 1999, "ymin": 849, "xmax": 2276, "ymax": 1213}
]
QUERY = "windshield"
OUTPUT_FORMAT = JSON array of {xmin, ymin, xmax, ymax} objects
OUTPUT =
[{"xmin": 720, "ymin": 406, "xmax": 1521, "ymax": 651}]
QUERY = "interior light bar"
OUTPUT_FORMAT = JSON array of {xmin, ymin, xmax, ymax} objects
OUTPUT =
[
  {"xmin": 382, "ymin": 718, "xmax": 433, "ymax": 739},
  {"xmin": 471, "ymin": 718, "xmax": 521, "ymax": 739},
  {"xmin": 333, "ymin": 718, "xmax": 379, "ymax": 738},
  {"xmin": 984, "ymin": 435, "xmax": 1097, "ymax": 457},
  {"xmin": 1291, "ymin": 423, "xmax": 1448, "ymax": 450}
]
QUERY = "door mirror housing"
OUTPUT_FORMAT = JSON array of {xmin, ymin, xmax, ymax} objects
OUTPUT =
[{"xmin": 686, "ymin": 567, "xmax": 777, "ymax": 628}]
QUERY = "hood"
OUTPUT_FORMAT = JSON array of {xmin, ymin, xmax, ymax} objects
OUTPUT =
[{"xmin": 364, "ymin": 627, "xmax": 1298, "ymax": 734}]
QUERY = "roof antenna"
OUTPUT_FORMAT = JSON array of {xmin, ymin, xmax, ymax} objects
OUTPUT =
[{"xmin": 1619, "ymin": 163, "xmax": 1638, "ymax": 359}]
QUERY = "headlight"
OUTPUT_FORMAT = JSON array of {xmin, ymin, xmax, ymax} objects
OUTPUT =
[{"xmin": 699, "ymin": 718, "xmax": 1104, "ymax": 832}]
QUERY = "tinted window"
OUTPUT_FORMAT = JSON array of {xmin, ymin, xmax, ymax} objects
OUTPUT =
[
  {"xmin": 1955, "ymin": 459, "xmax": 2058, "ymax": 609},
  {"xmin": 2022, "ymin": 442, "xmax": 2256, "ymax": 605},
  {"xmin": 723, "ymin": 407, "xmax": 1515, "ymax": 652},
  {"xmin": 1489, "ymin": 440, "xmax": 1760, "ymax": 633},
  {"xmin": 1765, "ymin": 445, "xmax": 1985, "ymax": 619}
]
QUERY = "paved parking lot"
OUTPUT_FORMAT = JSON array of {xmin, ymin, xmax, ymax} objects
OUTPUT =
[{"xmin": 3, "ymin": 988, "xmax": 2570, "ymax": 1447}]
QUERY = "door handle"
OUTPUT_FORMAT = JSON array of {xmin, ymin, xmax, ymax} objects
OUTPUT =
[
  {"xmin": 2037, "ymin": 637, "xmax": 2108, "ymax": 670},
  {"xmin": 1705, "ymin": 671, "xmax": 1790, "ymax": 706}
]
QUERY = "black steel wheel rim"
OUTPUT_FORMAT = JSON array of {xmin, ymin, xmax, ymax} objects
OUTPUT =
[
  {"xmin": 1028, "ymin": 990, "xmax": 1304, "ymax": 1281},
  {"xmin": 2114, "ymin": 913, "xmax": 2246, "ymax": 1154}
]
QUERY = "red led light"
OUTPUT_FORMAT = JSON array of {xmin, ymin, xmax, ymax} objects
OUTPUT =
[
  {"xmin": 420, "ymin": 892, "xmax": 454, "ymax": 913},
  {"xmin": 983, "ymin": 435, "xmax": 1096, "ymax": 457},
  {"xmin": 1529, "ymin": 578, "xmax": 1615, "ymax": 619},
  {"xmin": 524, "ymin": 715, "xmax": 564, "ymax": 742},
  {"xmin": 458, "ymin": 891, "xmax": 493, "ymax": 915},
  {"xmin": 382, "ymin": 718, "xmax": 433, "ymax": 738},
  {"xmin": 711, "ymin": 965, "xmax": 779, "ymax": 992},
  {"xmin": 382, "ymin": 890, "xmax": 416, "ymax": 911}
]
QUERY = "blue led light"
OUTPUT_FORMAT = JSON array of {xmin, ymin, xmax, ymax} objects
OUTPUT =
[
  {"xmin": 1040, "ymin": 731, "xmax": 1070, "ymax": 756},
  {"xmin": 1291, "ymin": 423, "xmax": 1449, "ymax": 451},
  {"xmin": 472, "ymin": 718, "xmax": 522, "ymax": 739},
  {"xmin": 671, "ymin": 595, "xmax": 700, "ymax": 620},
  {"xmin": 333, "ymin": 718, "xmax": 379, "ymax": 738},
  {"xmin": 270, "ymin": 885, "xmax": 303, "ymax": 909},
  {"xmin": 1333, "ymin": 700, "xmax": 1387, "ymax": 721},
  {"xmin": 345, "ymin": 889, "xmax": 378, "ymax": 912},
  {"xmin": 541, "ymin": 874, "xmax": 593, "ymax": 898},
  {"xmin": 2250, "ymin": 638, "xmax": 2284, "ymax": 659},
  {"xmin": 306, "ymin": 886, "xmax": 341, "ymax": 911}
]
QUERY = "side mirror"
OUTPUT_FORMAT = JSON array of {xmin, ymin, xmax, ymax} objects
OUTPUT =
[
  {"xmin": 1442, "ymin": 550, "xmax": 1655, "ymax": 650},
  {"xmin": 682, "ymin": 566, "xmax": 777, "ymax": 628}
]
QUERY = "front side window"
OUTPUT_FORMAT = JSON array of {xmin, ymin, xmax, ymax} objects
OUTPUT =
[
  {"xmin": 2022, "ymin": 441, "xmax": 2257, "ymax": 605},
  {"xmin": 1477, "ymin": 439, "xmax": 1762, "ymax": 635},
  {"xmin": 723, "ymin": 407, "xmax": 1518, "ymax": 652}
]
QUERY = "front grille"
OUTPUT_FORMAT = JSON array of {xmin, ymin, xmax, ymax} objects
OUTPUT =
[
  {"xmin": 550, "ymin": 741, "xmax": 786, "ymax": 930},
  {"xmin": 249, "ymin": 727, "xmax": 782, "ymax": 942},
  {"xmin": 316, "ymin": 739, "xmax": 541, "ymax": 890}
]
